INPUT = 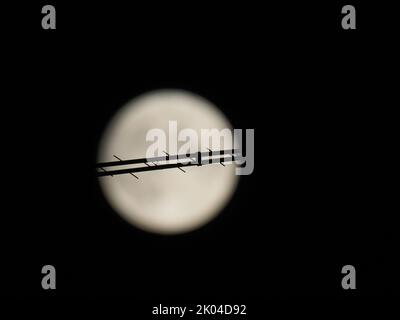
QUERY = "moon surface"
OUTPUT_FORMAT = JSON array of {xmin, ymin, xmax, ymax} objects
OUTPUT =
[{"xmin": 98, "ymin": 89, "xmax": 238, "ymax": 234}]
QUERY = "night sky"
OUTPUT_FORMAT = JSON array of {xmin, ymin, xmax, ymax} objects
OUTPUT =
[{"xmin": 1, "ymin": 1, "xmax": 394, "ymax": 317}]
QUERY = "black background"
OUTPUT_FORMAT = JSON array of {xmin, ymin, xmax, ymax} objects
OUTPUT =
[{"xmin": 1, "ymin": 0, "xmax": 395, "ymax": 317}]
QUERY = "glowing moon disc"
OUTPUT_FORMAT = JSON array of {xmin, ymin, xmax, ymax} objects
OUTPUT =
[{"xmin": 98, "ymin": 90, "xmax": 238, "ymax": 234}]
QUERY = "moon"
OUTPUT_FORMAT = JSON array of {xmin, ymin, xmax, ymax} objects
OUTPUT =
[{"xmin": 98, "ymin": 89, "xmax": 238, "ymax": 234}]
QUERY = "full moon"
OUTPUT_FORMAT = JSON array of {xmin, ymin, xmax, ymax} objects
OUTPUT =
[{"xmin": 98, "ymin": 89, "xmax": 238, "ymax": 234}]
